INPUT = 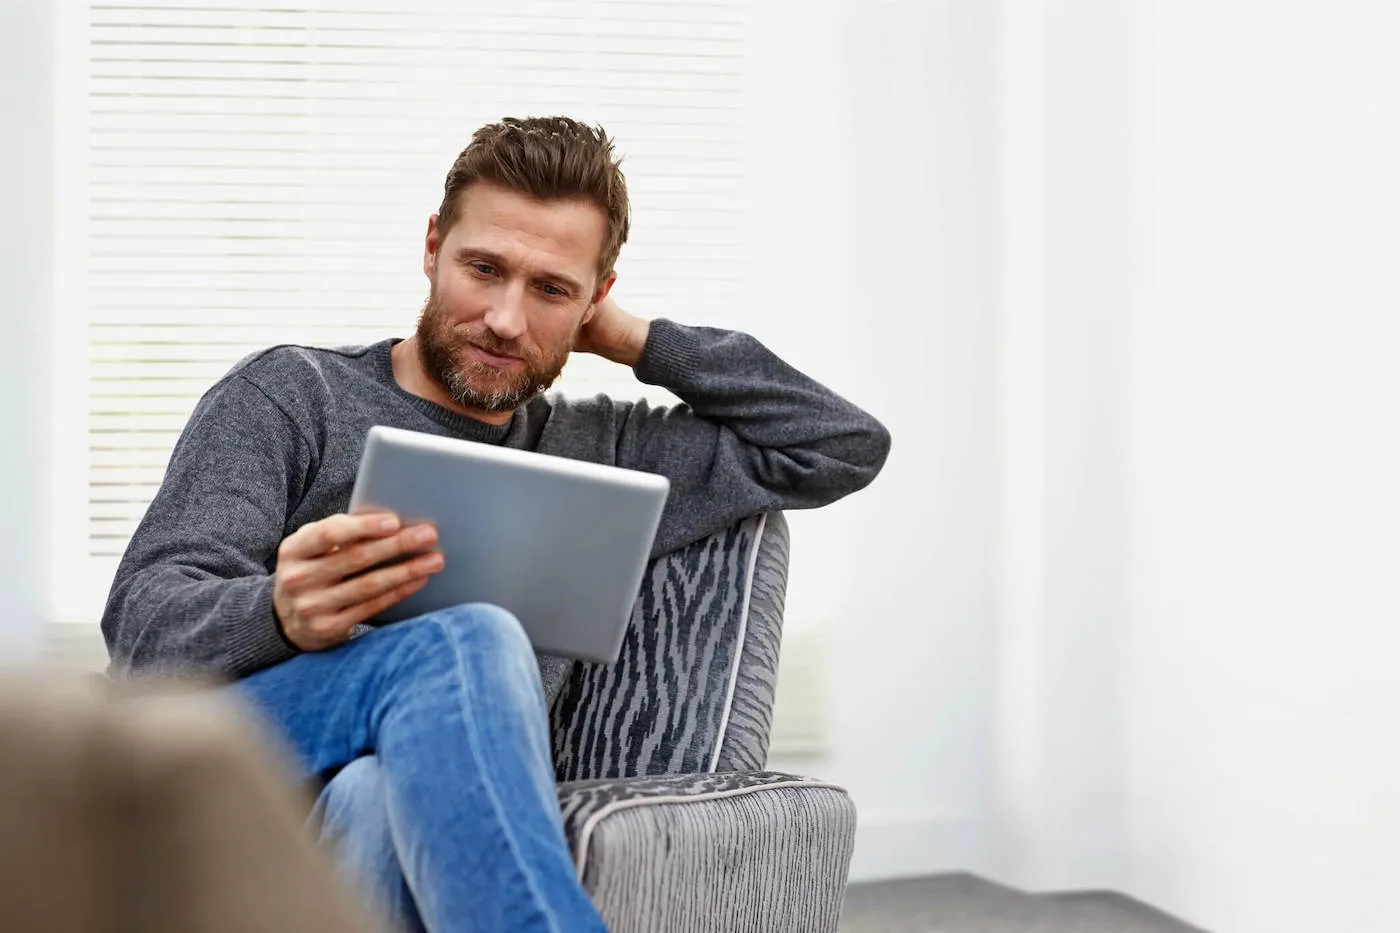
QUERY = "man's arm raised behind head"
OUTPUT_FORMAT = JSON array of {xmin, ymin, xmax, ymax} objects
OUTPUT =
[{"xmin": 544, "ymin": 318, "xmax": 892, "ymax": 557}]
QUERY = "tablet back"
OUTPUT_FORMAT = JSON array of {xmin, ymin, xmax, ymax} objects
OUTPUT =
[{"xmin": 349, "ymin": 425, "xmax": 670, "ymax": 663}]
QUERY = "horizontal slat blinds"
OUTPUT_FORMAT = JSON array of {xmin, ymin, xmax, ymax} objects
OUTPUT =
[{"xmin": 76, "ymin": 0, "xmax": 748, "ymax": 569}]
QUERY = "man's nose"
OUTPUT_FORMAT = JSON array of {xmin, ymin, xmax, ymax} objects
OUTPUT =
[{"xmin": 482, "ymin": 284, "xmax": 528, "ymax": 342}]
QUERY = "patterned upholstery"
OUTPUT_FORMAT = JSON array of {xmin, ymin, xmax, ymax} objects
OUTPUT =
[
  {"xmin": 546, "ymin": 512, "xmax": 857, "ymax": 933},
  {"xmin": 556, "ymin": 772, "xmax": 857, "ymax": 933},
  {"xmin": 557, "ymin": 769, "xmax": 844, "ymax": 870},
  {"xmin": 550, "ymin": 512, "xmax": 790, "ymax": 781},
  {"xmin": 713, "ymin": 513, "xmax": 789, "ymax": 773}
]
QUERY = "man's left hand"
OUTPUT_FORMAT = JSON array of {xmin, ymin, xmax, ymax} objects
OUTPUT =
[{"xmin": 575, "ymin": 295, "xmax": 651, "ymax": 367}]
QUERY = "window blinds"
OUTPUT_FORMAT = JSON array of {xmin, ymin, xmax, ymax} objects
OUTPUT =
[{"xmin": 71, "ymin": 1, "xmax": 748, "ymax": 590}]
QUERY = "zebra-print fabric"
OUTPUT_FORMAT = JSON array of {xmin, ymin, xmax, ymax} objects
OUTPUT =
[
  {"xmin": 549, "ymin": 513, "xmax": 788, "ymax": 781},
  {"xmin": 557, "ymin": 770, "xmax": 856, "ymax": 933},
  {"xmin": 714, "ymin": 512, "xmax": 788, "ymax": 772},
  {"xmin": 556, "ymin": 769, "xmax": 837, "ymax": 859}
]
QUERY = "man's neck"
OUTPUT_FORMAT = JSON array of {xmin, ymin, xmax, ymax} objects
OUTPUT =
[{"xmin": 390, "ymin": 336, "xmax": 513, "ymax": 427}]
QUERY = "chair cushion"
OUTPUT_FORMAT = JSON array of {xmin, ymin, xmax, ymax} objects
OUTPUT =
[
  {"xmin": 556, "ymin": 770, "xmax": 845, "ymax": 876},
  {"xmin": 556, "ymin": 770, "xmax": 856, "ymax": 933}
]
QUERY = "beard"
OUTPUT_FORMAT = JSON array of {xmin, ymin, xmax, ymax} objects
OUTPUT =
[{"xmin": 414, "ymin": 287, "xmax": 573, "ymax": 413}]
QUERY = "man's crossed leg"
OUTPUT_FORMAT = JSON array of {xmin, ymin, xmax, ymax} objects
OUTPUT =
[{"xmin": 232, "ymin": 604, "xmax": 602, "ymax": 933}]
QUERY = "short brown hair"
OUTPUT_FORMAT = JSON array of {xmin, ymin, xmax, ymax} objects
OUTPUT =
[{"xmin": 436, "ymin": 116, "xmax": 631, "ymax": 282}]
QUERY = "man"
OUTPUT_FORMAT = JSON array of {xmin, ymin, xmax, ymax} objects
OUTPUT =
[{"xmin": 103, "ymin": 116, "xmax": 890, "ymax": 932}]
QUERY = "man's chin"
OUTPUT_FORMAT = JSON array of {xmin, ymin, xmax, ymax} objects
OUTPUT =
[
  {"xmin": 450, "ymin": 375, "xmax": 534, "ymax": 412},
  {"xmin": 444, "ymin": 353, "xmax": 565, "ymax": 410}
]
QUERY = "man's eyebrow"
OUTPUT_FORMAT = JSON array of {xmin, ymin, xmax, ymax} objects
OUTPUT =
[{"xmin": 454, "ymin": 246, "xmax": 585, "ymax": 297}]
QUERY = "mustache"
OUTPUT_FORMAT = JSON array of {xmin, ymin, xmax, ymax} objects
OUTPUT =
[{"xmin": 455, "ymin": 326, "xmax": 536, "ymax": 363}]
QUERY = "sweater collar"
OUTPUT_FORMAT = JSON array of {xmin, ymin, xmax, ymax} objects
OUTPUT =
[{"xmin": 370, "ymin": 339, "xmax": 514, "ymax": 444}]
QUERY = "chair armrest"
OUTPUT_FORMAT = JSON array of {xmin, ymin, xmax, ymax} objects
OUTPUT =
[{"xmin": 557, "ymin": 771, "xmax": 856, "ymax": 933}]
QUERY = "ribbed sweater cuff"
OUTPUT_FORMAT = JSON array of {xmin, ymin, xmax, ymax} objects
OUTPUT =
[
  {"xmin": 633, "ymin": 319, "xmax": 702, "ymax": 387},
  {"xmin": 224, "ymin": 578, "xmax": 299, "ymax": 678}
]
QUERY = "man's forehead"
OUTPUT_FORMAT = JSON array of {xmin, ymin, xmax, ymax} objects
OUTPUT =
[{"xmin": 451, "ymin": 183, "xmax": 606, "ymax": 261}]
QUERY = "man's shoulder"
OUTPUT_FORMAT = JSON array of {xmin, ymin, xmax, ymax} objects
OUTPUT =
[{"xmin": 228, "ymin": 340, "xmax": 389, "ymax": 393}]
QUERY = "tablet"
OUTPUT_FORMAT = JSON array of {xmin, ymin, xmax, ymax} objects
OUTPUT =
[{"xmin": 348, "ymin": 425, "xmax": 669, "ymax": 663}]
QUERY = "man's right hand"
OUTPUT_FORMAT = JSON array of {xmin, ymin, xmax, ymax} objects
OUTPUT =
[{"xmin": 272, "ymin": 512, "xmax": 444, "ymax": 652}]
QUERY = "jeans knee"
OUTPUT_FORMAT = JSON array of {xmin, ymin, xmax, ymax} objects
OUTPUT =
[
  {"xmin": 394, "ymin": 603, "xmax": 535, "ymax": 677},
  {"xmin": 435, "ymin": 603, "xmax": 532, "ymax": 656}
]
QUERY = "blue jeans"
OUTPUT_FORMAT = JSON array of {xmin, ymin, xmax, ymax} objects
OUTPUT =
[{"xmin": 234, "ymin": 604, "xmax": 604, "ymax": 933}]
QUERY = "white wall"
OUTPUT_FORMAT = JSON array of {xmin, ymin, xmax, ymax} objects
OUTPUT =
[
  {"xmin": 984, "ymin": 1, "xmax": 1400, "ymax": 925},
  {"xmin": 0, "ymin": 0, "xmax": 53, "ymax": 665},
  {"xmin": 1121, "ymin": 2, "xmax": 1400, "ymax": 930},
  {"xmin": 773, "ymin": 3, "xmax": 1400, "ymax": 922},
  {"xmin": 986, "ymin": 0, "xmax": 1136, "ymax": 892},
  {"xmin": 829, "ymin": 0, "xmax": 1002, "ymax": 882},
  {"xmin": 753, "ymin": 0, "xmax": 1002, "ymax": 881}
]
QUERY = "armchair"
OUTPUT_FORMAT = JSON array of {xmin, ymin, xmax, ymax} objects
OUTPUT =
[{"xmin": 549, "ymin": 513, "xmax": 856, "ymax": 933}]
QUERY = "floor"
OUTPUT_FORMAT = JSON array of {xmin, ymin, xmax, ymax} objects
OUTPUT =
[{"xmin": 838, "ymin": 875, "xmax": 1208, "ymax": 933}]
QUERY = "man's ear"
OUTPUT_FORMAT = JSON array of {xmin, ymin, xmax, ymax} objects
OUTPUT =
[
  {"xmin": 582, "ymin": 273, "xmax": 618, "ymax": 326},
  {"xmin": 423, "ymin": 215, "xmax": 441, "ymax": 280}
]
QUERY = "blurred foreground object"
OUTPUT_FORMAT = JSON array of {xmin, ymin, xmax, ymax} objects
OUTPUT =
[{"xmin": 0, "ymin": 674, "xmax": 384, "ymax": 933}]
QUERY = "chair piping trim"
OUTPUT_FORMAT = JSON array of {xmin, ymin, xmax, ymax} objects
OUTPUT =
[
  {"xmin": 571, "ymin": 777, "xmax": 848, "ymax": 880},
  {"xmin": 707, "ymin": 511, "xmax": 767, "ymax": 773}
]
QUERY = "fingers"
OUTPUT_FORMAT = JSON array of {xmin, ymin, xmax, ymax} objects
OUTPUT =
[
  {"xmin": 322, "ymin": 576, "xmax": 434, "ymax": 633},
  {"xmin": 300, "ymin": 550, "xmax": 445, "ymax": 618},
  {"xmin": 323, "ymin": 523, "xmax": 439, "ymax": 584},
  {"xmin": 279, "ymin": 511, "xmax": 401, "ymax": 561},
  {"xmin": 279, "ymin": 571, "xmax": 432, "ymax": 652},
  {"xmin": 273, "ymin": 512, "xmax": 446, "ymax": 652},
  {"xmin": 278, "ymin": 523, "xmax": 437, "ymax": 596}
]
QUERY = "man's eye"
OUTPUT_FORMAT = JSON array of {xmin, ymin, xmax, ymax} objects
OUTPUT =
[
  {"xmin": 541, "ymin": 283, "xmax": 564, "ymax": 297},
  {"xmin": 471, "ymin": 262, "xmax": 497, "ymax": 276}
]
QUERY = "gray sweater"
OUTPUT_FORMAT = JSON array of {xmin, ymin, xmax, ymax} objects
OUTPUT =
[{"xmin": 103, "ymin": 320, "xmax": 890, "ymax": 686}]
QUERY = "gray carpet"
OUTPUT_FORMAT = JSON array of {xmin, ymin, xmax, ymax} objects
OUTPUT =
[{"xmin": 838, "ymin": 875, "xmax": 1208, "ymax": 933}]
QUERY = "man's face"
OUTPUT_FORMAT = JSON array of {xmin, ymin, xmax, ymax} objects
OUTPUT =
[{"xmin": 417, "ymin": 181, "xmax": 611, "ymax": 413}]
